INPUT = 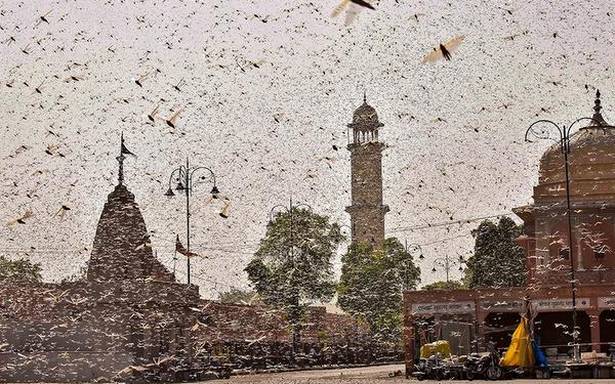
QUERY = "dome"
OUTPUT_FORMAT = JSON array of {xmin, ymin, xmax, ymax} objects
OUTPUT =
[
  {"xmin": 348, "ymin": 95, "xmax": 384, "ymax": 129},
  {"xmin": 536, "ymin": 90, "xmax": 615, "ymax": 202},
  {"xmin": 353, "ymin": 102, "xmax": 378, "ymax": 124}
]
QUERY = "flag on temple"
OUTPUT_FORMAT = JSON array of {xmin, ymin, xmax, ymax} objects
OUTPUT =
[
  {"xmin": 120, "ymin": 133, "xmax": 136, "ymax": 156},
  {"xmin": 175, "ymin": 234, "xmax": 199, "ymax": 258}
]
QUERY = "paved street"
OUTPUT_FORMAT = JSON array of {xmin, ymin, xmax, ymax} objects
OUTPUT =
[{"xmin": 207, "ymin": 364, "xmax": 615, "ymax": 383}]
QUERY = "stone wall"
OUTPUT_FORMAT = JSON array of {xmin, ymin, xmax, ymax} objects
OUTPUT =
[
  {"xmin": 194, "ymin": 300, "xmax": 369, "ymax": 346},
  {"xmin": 0, "ymin": 280, "xmax": 201, "ymax": 382},
  {"xmin": 0, "ymin": 351, "xmax": 133, "ymax": 383},
  {"xmin": 1, "ymin": 281, "xmax": 373, "ymax": 382}
]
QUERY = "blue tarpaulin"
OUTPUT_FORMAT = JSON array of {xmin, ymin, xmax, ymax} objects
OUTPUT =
[{"xmin": 532, "ymin": 340, "xmax": 548, "ymax": 367}]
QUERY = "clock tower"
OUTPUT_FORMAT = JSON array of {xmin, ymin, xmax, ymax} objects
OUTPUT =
[{"xmin": 345, "ymin": 95, "xmax": 389, "ymax": 249}]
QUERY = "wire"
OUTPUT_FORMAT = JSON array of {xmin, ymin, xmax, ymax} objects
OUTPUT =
[
  {"xmin": 387, "ymin": 212, "xmax": 516, "ymax": 233},
  {"xmin": 416, "ymin": 234, "xmax": 468, "ymax": 247},
  {"xmin": 0, "ymin": 232, "xmax": 471, "ymax": 256},
  {"xmin": 1, "ymin": 211, "xmax": 523, "ymax": 257}
]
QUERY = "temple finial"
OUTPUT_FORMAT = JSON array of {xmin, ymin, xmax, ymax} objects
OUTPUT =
[
  {"xmin": 117, "ymin": 133, "xmax": 125, "ymax": 185},
  {"xmin": 116, "ymin": 133, "xmax": 136, "ymax": 185},
  {"xmin": 591, "ymin": 89, "xmax": 608, "ymax": 126},
  {"xmin": 363, "ymin": 90, "xmax": 367, "ymax": 104},
  {"xmin": 594, "ymin": 89, "xmax": 602, "ymax": 114}
]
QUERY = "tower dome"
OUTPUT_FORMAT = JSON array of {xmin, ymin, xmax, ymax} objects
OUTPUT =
[
  {"xmin": 348, "ymin": 94, "xmax": 384, "ymax": 130},
  {"xmin": 536, "ymin": 90, "xmax": 615, "ymax": 203}
]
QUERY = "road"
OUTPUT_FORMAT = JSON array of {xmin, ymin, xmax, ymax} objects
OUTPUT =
[{"xmin": 207, "ymin": 364, "xmax": 615, "ymax": 383}]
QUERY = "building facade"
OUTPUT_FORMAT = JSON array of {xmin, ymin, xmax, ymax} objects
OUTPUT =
[
  {"xmin": 403, "ymin": 91, "xmax": 615, "ymax": 374},
  {"xmin": 515, "ymin": 91, "xmax": 615, "ymax": 285},
  {"xmin": 345, "ymin": 95, "xmax": 389, "ymax": 248}
]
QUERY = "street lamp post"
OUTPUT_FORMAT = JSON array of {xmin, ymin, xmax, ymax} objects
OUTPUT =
[
  {"xmin": 430, "ymin": 254, "xmax": 465, "ymax": 283},
  {"xmin": 525, "ymin": 104, "xmax": 603, "ymax": 362},
  {"xmin": 165, "ymin": 158, "xmax": 220, "ymax": 285},
  {"xmin": 404, "ymin": 242, "xmax": 424, "ymax": 290},
  {"xmin": 268, "ymin": 197, "xmax": 313, "ymax": 356},
  {"xmin": 406, "ymin": 241, "xmax": 424, "ymax": 258}
]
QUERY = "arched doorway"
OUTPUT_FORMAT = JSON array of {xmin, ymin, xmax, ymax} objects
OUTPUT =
[
  {"xmin": 534, "ymin": 311, "xmax": 591, "ymax": 354},
  {"xmin": 599, "ymin": 310, "xmax": 615, "ymax": 353}
]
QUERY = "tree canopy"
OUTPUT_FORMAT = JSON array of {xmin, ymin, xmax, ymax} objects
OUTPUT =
[
  {"xmin": 0, "ymin": 256, "xmax": 42, "ymax": 283},
  {"xmin": 245, "ymin": 207, "xmax": 343, "ymax": 348},
  {"xmin": 337, "ymin": 238, "xmax": 420, "ymax": 340},
  {"xmin": 464, "ymin": 216, "xmax": 526, "ymax": 288}
]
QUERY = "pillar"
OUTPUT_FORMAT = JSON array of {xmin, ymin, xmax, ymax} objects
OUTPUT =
[
  {"xmin": 588, "ymin": 309, "xmax": 601, "ymax": 352},
  {"xmin": 575, "ymin": 219, "xmax": 584, "ymax": 270},
  {"xmin": 403, "ymin": 313, "xmax": 415, "ymax": 378},
  {"xmin": 475, "ymin": 309, "xmax": 488, "ymax": 352}
]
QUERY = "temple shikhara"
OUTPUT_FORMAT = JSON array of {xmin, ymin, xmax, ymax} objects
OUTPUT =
[{"xmin": 403, "ymin": 91, "xmax": 615, "ymax": 373}]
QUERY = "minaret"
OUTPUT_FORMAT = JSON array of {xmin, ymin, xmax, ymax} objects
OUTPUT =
[{"xmin": 345, "ymin": 94, "xmax": 389, "ymax": 249}]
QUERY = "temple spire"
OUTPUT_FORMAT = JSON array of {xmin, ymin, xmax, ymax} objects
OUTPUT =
[
  {"xmin": 363, "ymin": 90, "xmax": 367, "ymax": 104},
  {"xmin": 88, "ymin": 135, "xmax": 172, "ymax": 282}
]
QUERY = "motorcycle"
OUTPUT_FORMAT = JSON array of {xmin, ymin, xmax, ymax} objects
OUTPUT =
[
  {"xmin": 412, "ymin": 354, "xmax": 469, "ymax": 381},
  {"xmin": 463, "ymin": 343, "xmax": 502, "ymax": 380},
  {"xmin": 411, "ymin": 355, "xmax": 449, "ymax": 381}
]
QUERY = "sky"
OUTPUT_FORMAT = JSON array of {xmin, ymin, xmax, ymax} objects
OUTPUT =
[{"xmin": 1, "ymin": 0, "xmax": 614, "ymax": 299}]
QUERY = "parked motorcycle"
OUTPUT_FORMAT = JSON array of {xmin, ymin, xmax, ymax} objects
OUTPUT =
[
  {"xmin": 463, "ymin": 343, "xmax": 502, "ymax": 380},
  {"xmin": 412, "ymin": 355, "xmax": 448, "ymax": 381},
  {"xmin": 412, "ymin": 354, "xmax": 468, "ymax": 381}
]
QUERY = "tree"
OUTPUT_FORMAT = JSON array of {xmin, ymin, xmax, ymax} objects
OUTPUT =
[
  {"xmin": 337, "ymin": 238, "xmax": 420, "ymax": 341},
  {"xmin": 245, "ymin": 207, "xmax": 343, "ymax": 352},
  {"xmin": 422, "ymin": 280, "xmax": 465, "ymax": 290},
  {"xmin": 218, "ymin": 288, "xmax": 261, "ymax": 305},
  {"xmin": 465, "ymin": 216, "xmax": 526, "ymax": 288},
  {"xmin": 0, "ymin": 256, "xmax": 42, "ymax": 282}
]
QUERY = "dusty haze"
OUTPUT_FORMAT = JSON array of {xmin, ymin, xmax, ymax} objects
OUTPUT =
[{"xmin": 1, "ymin": 0, "xmax": 614, "ymax": 298}]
